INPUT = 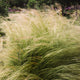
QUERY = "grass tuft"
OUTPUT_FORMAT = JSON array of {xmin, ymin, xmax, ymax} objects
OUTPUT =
[{"xmin": 0, "ymin": 10, "xmax": 80, "ymax": 80}]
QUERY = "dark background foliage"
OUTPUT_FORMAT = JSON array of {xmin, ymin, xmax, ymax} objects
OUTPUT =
[
  {"xmin": 0, "ymin": 0, "xmax": 80, "ymax": 16},
  {"xmin": 0, "ymin": 0, "xmax": 8, "ymax": 16}
]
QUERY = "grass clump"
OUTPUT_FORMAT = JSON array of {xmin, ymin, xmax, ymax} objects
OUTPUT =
[{"xmin": 0, "ymin": 10, "xmax": 80, "ymax": 80}]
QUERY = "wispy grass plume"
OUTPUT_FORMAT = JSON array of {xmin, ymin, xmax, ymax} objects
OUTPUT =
[{"xmin": 0, "ymin": 10, "xmax": 80, "ymax": 80}]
